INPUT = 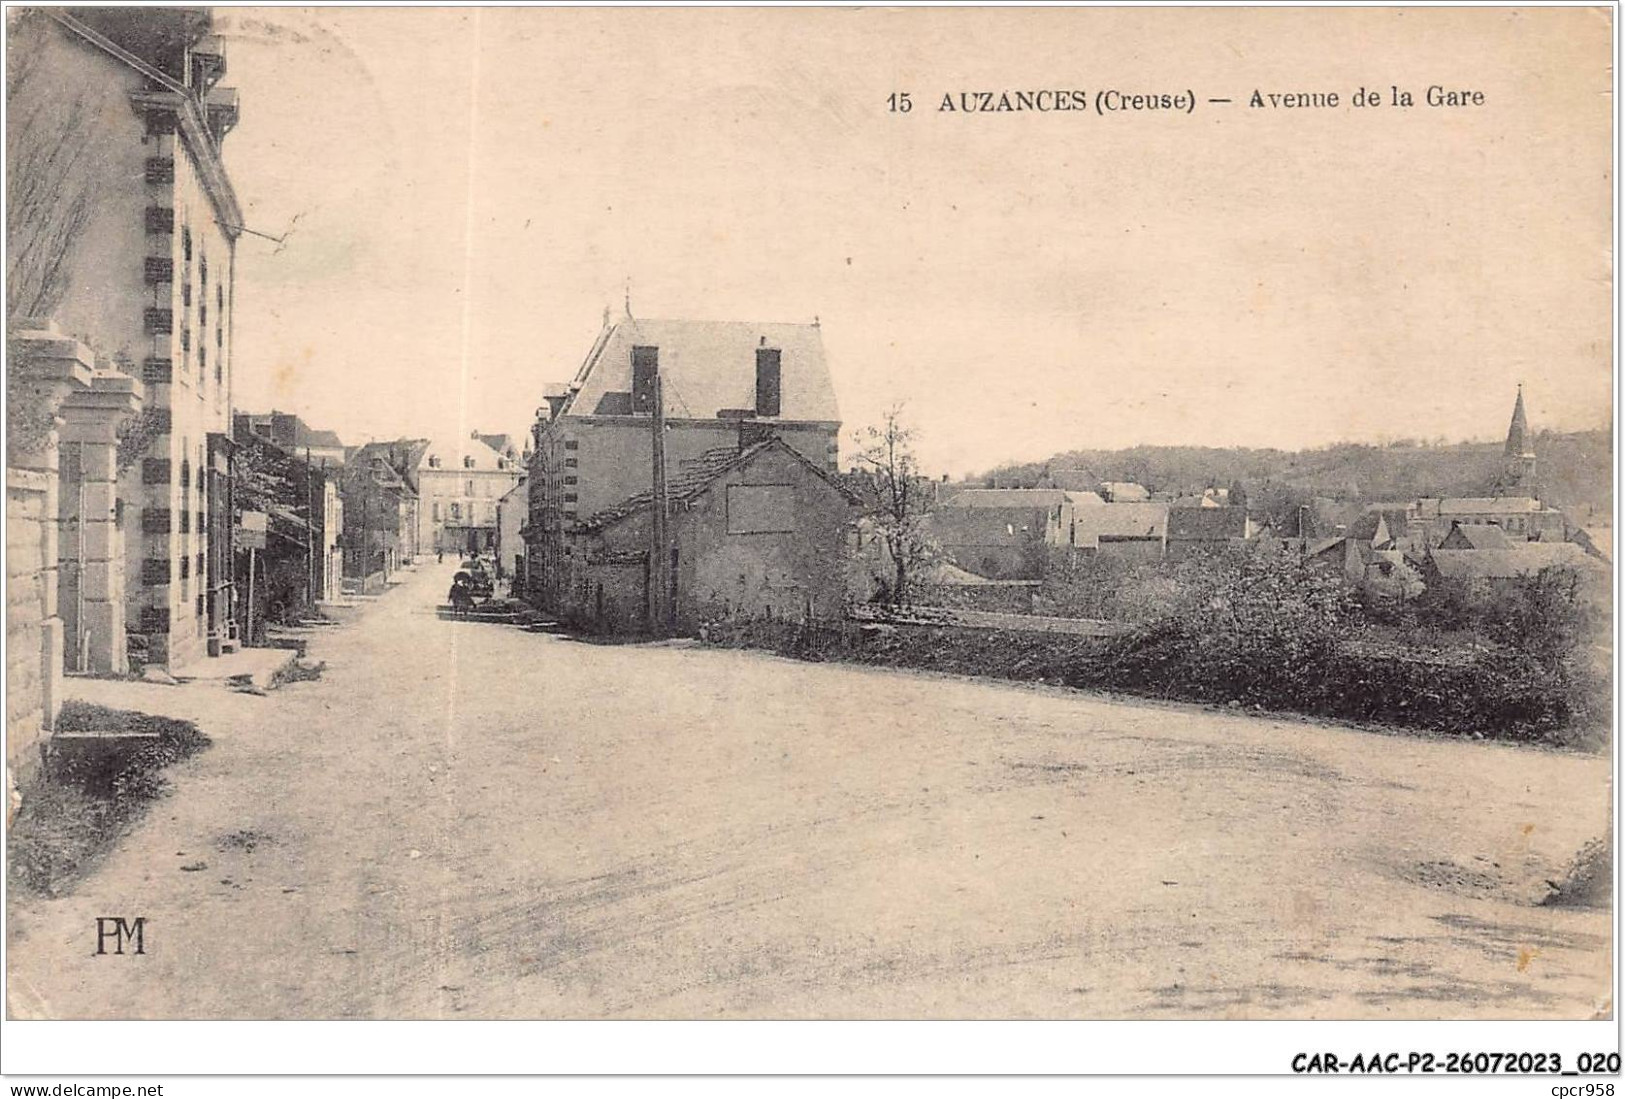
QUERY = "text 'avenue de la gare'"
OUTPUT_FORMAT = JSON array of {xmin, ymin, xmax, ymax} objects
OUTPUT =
[{"xmin": 893, "ymin": 86, "xmax": 1487, "ymax": 115}]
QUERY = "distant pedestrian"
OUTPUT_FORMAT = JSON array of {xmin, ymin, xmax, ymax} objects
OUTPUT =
[{"xmin": 437, "ymin": 548, "xmax": 444, "ymax": 564}]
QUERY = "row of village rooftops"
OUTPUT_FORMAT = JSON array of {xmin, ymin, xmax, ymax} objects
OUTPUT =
[{"xmin": 921, "ymin": 484, "xmax": 1600, "ymax": 583}]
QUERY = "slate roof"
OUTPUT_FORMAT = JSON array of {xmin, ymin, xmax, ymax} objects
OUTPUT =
[
  {"xmin": 942, "ymin": 488, "xmax": 1070, "ymax": 510},
  {"xmin": 478, "ymin": 433, "xmax": 520, "ymax": 458},
  {"xmin": 572, "ymin": 437, "xmax": 860, "ymax": 534},
  {"xmin": 418, "ymin": 435, "xmax": 509, "ymax": 474},
  {"xmin": 349, "ymin": 439, "xmax": 430, "ymax": 486},
  {"xmin": 1167, "ymin": 506, "xmax": 1249, "ymax": 541},
  {"xmin": 1443, "ymin": 523, "xmax": 1513, "ymax": 550},
  {"xmin": 1427, "ymin": 543, "xmax": 1601, "ymax": 579},
  {"xmin": 564, "ymin": 316, "xmax": 840, "ymax": 423}
]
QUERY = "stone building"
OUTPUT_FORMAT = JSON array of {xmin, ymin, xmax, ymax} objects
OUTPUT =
[
  {"xmin": 416, "ymin": 432, "xmax": 522, "ymax": 556},
  {"xmin": 567, "ymin": 439, "xmax": 859, "ymax": 633},
  {"xmin": 525, "ymin": 312, "xmax": 842, "ymax": 613},
  {"xmin": 11, "ymin": 9, "xmax": 246, "ymax": 669}
]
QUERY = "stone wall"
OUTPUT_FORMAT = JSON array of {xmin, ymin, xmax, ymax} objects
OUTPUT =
[{"xmin": 7, "ymin": 470, "xmax": 51, "ymax": 783}]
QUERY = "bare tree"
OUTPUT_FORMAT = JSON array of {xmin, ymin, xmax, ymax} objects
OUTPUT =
[
  {"xmin": 6, "ymin": 10, "xmax": 105, "ymax": 320},
  {"xmin": 852, "ymin": 403, "xmax": 939, "ymax": 607}
]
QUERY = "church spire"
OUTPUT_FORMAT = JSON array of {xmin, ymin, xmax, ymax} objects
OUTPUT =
[
  {"xmin": 1504, "ymin": 383, "xmax": 1532, "ymax": 458},
  {"xmin": 1501, "ymin": 384, "xmax": 1537, "ymax": 492}
]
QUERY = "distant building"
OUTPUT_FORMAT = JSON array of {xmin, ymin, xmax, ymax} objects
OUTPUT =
[
  {"xmin": 930, "ymin": 488, "xmax": 1100, "ymax": 578},
  {"xmin": 417, "ymin": 432, "xmax": 522, "ymax": 555},
  {"xmin": 231, "ymin": 420, "xmax": 344, "ymax": 633},
  {"xmin": 236, "ymin": 411, "xmax": 346, "ymax": 467},
  {"xmin": 1438, "ymin": 521, "xmax": 1513, "ymax": 551},
  {"xmin": 340, "ymin": 451, "xmax": 418, "ymax": 584},
  {"xmin": 1422, "ymin": 543, "xmax": 1605, "ymax": 598},
  {"xmin": 1068, "ymin": 502, "xmax": 1170, "ymax": 561},
  {"xmin": 1099, "ymin": 481, "xmax": 1151, "ymax": 503},
  {"xmin": 495, "ymin": 476, "xmax": 527, "ymax": 585},
  {"xmin": 1166, "ymin": 506, "xmax": 1252, "ymax": 559},
  {"xmin": 1421, "ymin": 496, "xmax": 1564, "ymax": 541}
]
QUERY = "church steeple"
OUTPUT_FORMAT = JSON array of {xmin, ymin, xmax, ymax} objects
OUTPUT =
[{"xmin": 1502, "ymin": 384, "xmax": 1537, "ymax": 490}]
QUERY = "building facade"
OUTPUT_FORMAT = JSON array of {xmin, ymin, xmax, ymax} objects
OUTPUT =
[
  {"xmin": 567, "ymin": 440, "xmax": 859, "ymax": 632},
  {"xmin": 417, "ymin": 432, "xmax": 522, "ymax": 556},
  {"xmin": 11, "ymin": 9, "xmax": 244, "ymax": 670},
  {"xmin": 526, "ymin": 314, "xmax": 842, "ymax": 613}
]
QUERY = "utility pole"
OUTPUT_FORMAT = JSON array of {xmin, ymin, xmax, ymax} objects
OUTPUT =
[
  {"xmin": 305, "ymin": 446, "xmax": 315, "ymax": 610},
  {"xmin": 649, "ymin": 369, "xmax": 669, "ymax": 634}
]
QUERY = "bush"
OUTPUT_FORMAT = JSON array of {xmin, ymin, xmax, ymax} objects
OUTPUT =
[
  {"xmin": 701, "ymin": 548, "xmax": 1606, "ymax": 748},
  {"xmin": 1543, "ymin": 835, "xmax": 1612, "ymax": 908}
]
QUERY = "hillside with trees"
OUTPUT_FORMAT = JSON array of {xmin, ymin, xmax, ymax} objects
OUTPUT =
[{"xmin": 979, "ymin": 429, "xmax": 1612, "ymax": 524}]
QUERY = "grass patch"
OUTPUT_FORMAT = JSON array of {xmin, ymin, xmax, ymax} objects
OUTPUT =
[
  {"xmin": 270, "ymin": 658, "xmax": 326, "ymax": 689},
  {"xmin": 7, "ymin": 704, "xmax": 210, "ymax": 897},
  {"xmin": 1543, "ymin": 835, "xmax": 1612, "ymax": 909}
]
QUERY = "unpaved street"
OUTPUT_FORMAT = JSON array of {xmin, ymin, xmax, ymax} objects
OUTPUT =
[{"xmin": 7, "ymin": 562, "xmax": 1613, "ymax": 1019}]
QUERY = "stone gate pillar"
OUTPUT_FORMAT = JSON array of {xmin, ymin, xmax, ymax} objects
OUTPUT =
[
  {"xmin": 6, "ymin": 321, "xmax": 93, "ymax": 815},
  {"xmin": 60, "ymin": 371, "xmax": 142, "ymax": 674}
]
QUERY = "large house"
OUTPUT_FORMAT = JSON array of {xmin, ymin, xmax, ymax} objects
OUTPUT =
[
  {"xmin": 10, "ymin": 9, "xmax": 244, "ymax": 671},
  {"xmin": 526, "ymin": 312, "xmax": 842, "ymax": 620},
  {"xmin": 416, "ymin": 432, "xmax": 522, "ymax": 555}
]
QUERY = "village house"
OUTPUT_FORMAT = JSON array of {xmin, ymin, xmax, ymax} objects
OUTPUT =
[
  {"xmin": 341, "ymin": 444, "xmax": 420, "ymax": 585},
  {"xmin": 1421, "ymin": 542, "xmax": 1605, "ymax": 602},
  {"xmin": 416, "ymin": 431, "xmax": 522, "ymax": 556},
  {"xmin": 1099, "ymin": 481, "xmax": 1151, "ymax": 503},
  {"xmin": 495, "ymin": 475, "xmax": 528, "ymax": 586},
  {"xmin": 928, "ymin": 488, "xmax": 1102, "ymax": 579},
  {"xmin": 1068, "ymin": 501, "xmax": 1170, "ymax": 560},
  {"xmin": 1165, "ymin": 506, "xmax": 1252, "ymax": 559},
  {"xmin": 10, "ymin": 9, "xmax": 246, "ymax": 670},
  {"xmin": 567, "ymin": 438, "xmax": 860, "ymax": 632},
  {"xmin": 526, "ymin": 312, "xmax": 843, "ymax": 616},
  {"xmin": 236, "ymin": 410, "xmax": 347, "ymax": 466},
  {"xmin": 232, "ymin": 415, "xmax": 345, "ymax": 629}
]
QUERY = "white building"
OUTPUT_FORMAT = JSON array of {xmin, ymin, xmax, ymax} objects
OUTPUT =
[{"xmin": 417, "ymin": 432, "xmax": 522, "ymax": 555}]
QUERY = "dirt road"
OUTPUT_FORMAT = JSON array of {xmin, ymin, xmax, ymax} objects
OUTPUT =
[{"xmin": 6, "ymin": 562, "xmax": 1612, "ymax": 1019}]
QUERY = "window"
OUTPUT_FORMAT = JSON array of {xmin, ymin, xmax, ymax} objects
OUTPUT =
[
  {"xmin": 563, "ymin": 440, "xmax": 579, "ymax": 451},
  {"xmin": 182, "ymin": 226, "xmax": 192, "ymax": 261},
  {"xmin": 432, "ymin": 502, "xmax": 440, "ymax": 521},
  {"xmin": 465, "ymin": 480, "xmax": 474, "ymax": 496},
  {"xmin": 564, "ymin": 457, "xmax": 577, "ymax": 468},
  {"xmin": 463, "ymin": 455, "xmax": 474, "ymax": 469},
  {"xmin": 450, "ymin": 503, "xmax": 461, "ymax": 521},
  {"xmin": 428, "ymin": 456, "xmax": 440, "ymax": 469},
  {"xmin": 632, "ymin": 346, "xmax": 658, "ymax": 413},
  {"xmin": 756, "ymin": 348, "xmax": 782, "ymax": 417}
]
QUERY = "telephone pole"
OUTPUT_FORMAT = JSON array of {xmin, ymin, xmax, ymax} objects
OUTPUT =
[{"xmin": 649, "ymin": 370, "xmax": 670, "ymax": 633}]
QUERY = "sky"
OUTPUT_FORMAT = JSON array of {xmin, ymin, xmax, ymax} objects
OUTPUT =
[{"xmin": 215, "ymin": 7, "xmax": 1613, "ymax": 476}]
